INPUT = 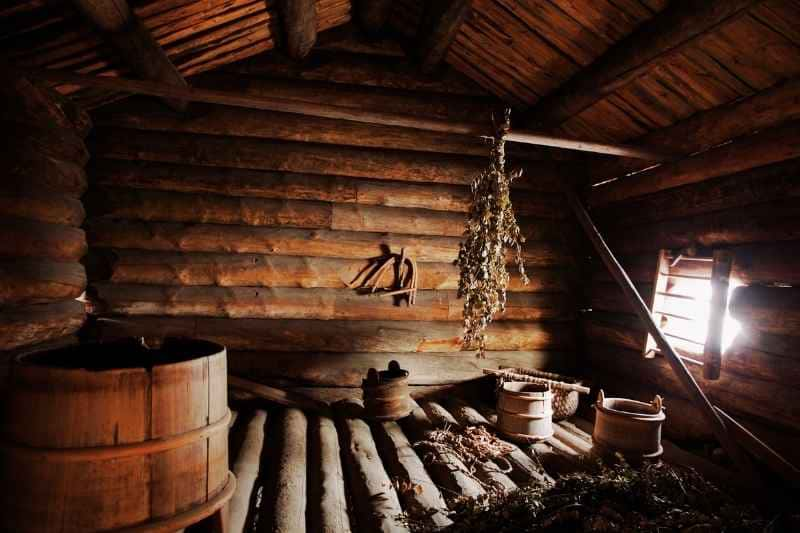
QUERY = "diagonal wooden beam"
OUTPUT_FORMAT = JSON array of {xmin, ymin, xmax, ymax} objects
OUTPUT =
[
  {"xmin": 71, "ymin": 0, "xmax": 187, "ymax": 111},
  {"xmin": 525, "ymin": 0, "xmax": 763, "ymax": 128},
  {"xmin": 418, "ymin": 0, "xmax": 471, "ymax": 74},
  {"xmin": 278, "ymin": 0, "xmax": 318, "ymax": 61}
]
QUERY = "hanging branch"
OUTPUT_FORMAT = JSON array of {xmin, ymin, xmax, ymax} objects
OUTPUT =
[{"xmin": 457, "ymin": 109, "xmax": 528, "ymax": 356}]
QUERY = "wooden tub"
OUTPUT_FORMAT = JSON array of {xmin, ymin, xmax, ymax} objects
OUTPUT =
[
  {"xmin": 593, "ymin": 390, "xmax": 666, "ymax": 461},
  {"xmin": 0, "ymin": 337, "xmax": 235, "ymax": 533},
  {"xmin": 497, "ymin": 381, "xmax": 554, "ymax": 441}
]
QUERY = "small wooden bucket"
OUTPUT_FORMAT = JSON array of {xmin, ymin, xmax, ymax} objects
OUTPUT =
[
  {"xmin": 593, "ymin": 390, "xmax": 666, "ymax": 462},
  {"xmin": 0, "ymin": 337, "xmax": 236, "ymax": 533},
  {"xmin": 361, "ymin": 360, "xmax": 412, "ymax": 421},
  {"xmin": 497, "ymin": 381, "xmax": 553, "ymax": 441}
]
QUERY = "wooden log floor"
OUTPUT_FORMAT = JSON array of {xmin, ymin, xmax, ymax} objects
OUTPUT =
[{"xmin": 213, "ymin": 396, "xmax": 732, "ymax": 533}]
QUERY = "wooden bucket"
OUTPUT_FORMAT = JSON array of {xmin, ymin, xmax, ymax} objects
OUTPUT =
[
  {"xmin": 497, "ymin": 382, "xmax": 553, "ymax": 441},
  {"xmin": 0, "ymin": 337, "xmax": 236, "ymax": 533},
  {"xmin": 361, "ymin": 360, "xmax": 412, "ymax": 421},
  {"xmin": 593, "ymin": 390, "xmax": 666, "ymax": 461}
]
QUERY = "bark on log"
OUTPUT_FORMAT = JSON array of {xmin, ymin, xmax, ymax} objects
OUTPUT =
[
  {"xmin": 605, "ymin": 200, "xmax": 800, "ymax": 254},
  {"xmin": 0, "ymin": 300, "xmax": 85, "ymax": 351},
  {"xmin": 228, "ymin": 410, "xmax": 267, "ymax": 533},
  {"xmin": 527, "ymin": 0, "xmax": 762, "ymax": 127},
  {"xmin": 0, "ymin": 152, "xmax": 87, "ymax": 198},
  {"xmin": 227, "ymin": 350, "xmax": 569, "ymax": 387},
  {"xmin": 0, "ymin": 193, "xmax": 85, "ymax": 226},
  {"xmin": 370, "ymin": 420, "xmax": 452, "ymax": 529},
  {"xmin": 307, "ymin": 414, "xmax": 352, "ymax": 533},
  {"xmin": 89, "ymin": 250, "xmax": 566, "ymax": 291},
  {"xmin": 88, "ymin": 284, "xmax": 574, "ymax": 322},
  {"xmin": 0, "ymin": 218, "xmax": 87, "ymax": 262},
  {"xmin": 591, "ymin": 121, "xmax": 800, "ymax": 207},
  {"xmin": 268, "ymin": 408, "xmax": 307, "ymax": 533},
  {"xmin": 590, "ymin": 77, "xmax": 800, "ymax": 182},
  {"xmin": 595, "ymin": 158, "xmax": 800, "ymax": 229},
  {"xmin": 336, "ymin": 402, "xmax": 408, "ymax": 532},
  {"xmin": 89, "ymin": 159, "xmax": 564, "ymax": 213},
  {"xmin": 399, "ymin": 400, "xmax": 486, "ymax": 503},
  {"xmin": 0, "ymin": 261, "xmax": 86, "ymax": 306},
  {"xmin": 730, "ymin": 285, "xmax": 800, "ymax": 337},
  {"xmin": 91, "ymin": 127, "xmax": 568, "ymax": 190},
  {"xmin": 91, "ymin": 316, "xmax": 575, "ymax": 352},
  {"xmin": 278, "ymin": 0, "xmax": 317, "ymax": 60},
  {"xmin": 86, "ymin": 220, "xmax": 569, "ymax": 264}
]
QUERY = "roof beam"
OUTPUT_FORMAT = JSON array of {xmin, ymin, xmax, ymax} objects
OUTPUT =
[
  {"xmin": 590, "ymin": 119, "xmax": 800, "ymax": 207},
  {"xmin": 589, "ymin": 77, "xmax": 800, "ymax": 183},
  {"xmin": 71, "ymin": 0, "xmax": 187, "ymax": 111},
  {"xmin": 17, "ymin": 67, "xmax": 672, "ymax": 160},
  {"xmin": 525, "ymin": 0, "xmax": 763, "ymax": 128},
  {"xmin": 418, "ymin": 0, "xmax": 472, "ymax": 74},
  {"xmin": 278, "ymin": 0, "xmax": 317, "ymax": 61}
]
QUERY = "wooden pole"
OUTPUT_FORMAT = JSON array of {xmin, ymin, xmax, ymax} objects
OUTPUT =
[
  {"xmin": 703, "ymin": 250, "xmax": 733, "ymax": 380},
  {"xmin": 419, "ymin": 0, "xmax": 472, "ymax": 74},
  {"xmin": 15, "ymin": 67, "xmax": 670, "ymax": 160},
  {"xmin": 278, "ymin": 0, "xmax": 317, "ymax": 60},
  {"xmin": 561, "ymin": 184, "xmax": 760, "ymax": 481}
]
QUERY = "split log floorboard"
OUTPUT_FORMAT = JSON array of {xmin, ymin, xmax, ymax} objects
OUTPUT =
[{"xmin": 220, "ymin": 395, "xmax": 727, "ymax": 532}]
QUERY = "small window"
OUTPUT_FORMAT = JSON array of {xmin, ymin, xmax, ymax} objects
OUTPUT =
[{"xmin": 644, "ymin": 250, "xmax": 742, "ymax": 371}]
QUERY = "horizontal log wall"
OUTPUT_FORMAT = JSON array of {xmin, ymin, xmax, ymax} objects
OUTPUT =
[
  {"xmin": 587, "ymin": 147, "xmax": 800, "ymax": 461},
  {"xmin": 0, "ymin": 75, "xmax": 89, "ymax": 361},
  {"xmin": 85, "ymin": 51, "xmax": 580, "ymax": 395}
]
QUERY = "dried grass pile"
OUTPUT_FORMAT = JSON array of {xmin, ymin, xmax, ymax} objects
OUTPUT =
[{"xmin": 408, "ymin": 459, "xmax": 775, "ymax": 532}]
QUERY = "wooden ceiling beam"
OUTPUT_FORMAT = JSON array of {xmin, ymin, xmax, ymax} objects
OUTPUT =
[
  {"xmin": 418, "ymin": 0, "xmax": 472, "ymax": 74},
  {"xmin": 18, "ymin": 67, "xmax": 671, "ymax": 160},
  {"xmin": 71, "ymin": 0, "xmax": 187, "ymax": 111},
  {"xmin": 278, "ymin": 0, "xmax": 317, "ymax": 61},
  {"xmin": 525, "ymin": 0, "xmax": 763, "ymax": 128}
]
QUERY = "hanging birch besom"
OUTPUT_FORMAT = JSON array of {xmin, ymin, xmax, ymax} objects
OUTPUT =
[{"xmin": 457, "ymin": 109, "xmax": 528, "ymax": 356}]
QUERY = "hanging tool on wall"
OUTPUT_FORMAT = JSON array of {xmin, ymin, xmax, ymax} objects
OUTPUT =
[{"xmin": 346, "ymin": 248, "xmax": 418, "ymax": 305}]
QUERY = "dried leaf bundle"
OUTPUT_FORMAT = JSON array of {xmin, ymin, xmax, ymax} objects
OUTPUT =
[{"xmin": 457, "ymin": 109, "xmax": 528, "ymax": 356}]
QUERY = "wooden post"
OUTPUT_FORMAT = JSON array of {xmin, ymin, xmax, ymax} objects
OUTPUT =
[
  {"xmin": 704, "ymin": 250, "xmax": 733, "ymax": 380},
  {"xmin": 561, "ymin": 184, "xmax": 760, "ymax": 482},
  {"xmin": 278, "ymin": 0, "xmax": 317, "ymax": 60}
]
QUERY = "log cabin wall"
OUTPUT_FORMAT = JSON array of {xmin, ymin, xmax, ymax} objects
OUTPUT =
[
  {"xmin": 0, "ymin": 75, "xmax": 90, "ymax": 371},
  {"xmin": 82, "ymin": 49, "xmax": 582, "ymax": 400},
  {"xmin": 584, "ymin": 135, "xmax": 800, "ymax": 462}
]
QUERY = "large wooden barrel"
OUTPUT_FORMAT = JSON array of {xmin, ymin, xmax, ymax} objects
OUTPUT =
[{"xmin": 0, "ymin": 337, "xmax": 236, "ymax": 532}]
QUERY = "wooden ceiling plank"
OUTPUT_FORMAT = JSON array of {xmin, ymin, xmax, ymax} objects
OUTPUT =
[
  {"xmin": 590, "ymin": 75, "xmax": 800, "ymax": 182},
  {"xmin": 418, "ymin": 0, "xmax": 471, "ymax": 74},
  {"xmin": 278, "ymin": 0, "xmax": 317, "ymax": 60},
  {"xmin": 699, "ymin": 14, "xmax": 800, "ymax": 91},
  {"xmin": 497, "ymin": 0, "xmax": 607, "ymax": 66},
  {"xmin": 526, "ymin": 0, "xmax": 764, "ymax": 128},
  {"xmin": 72, "ymin": 0, "xmax": 188, "ymax": 111},
  {"xmin": 749, "ymin": 0, "xmax": 800, "ymax": 45}
]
